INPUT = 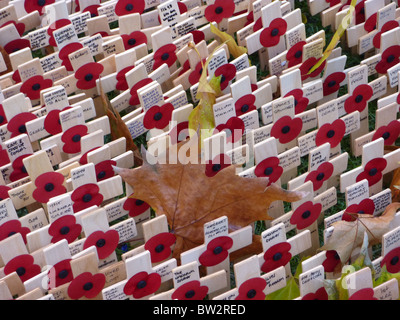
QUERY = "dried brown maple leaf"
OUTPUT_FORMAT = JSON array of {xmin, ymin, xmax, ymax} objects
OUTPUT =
[
  {"xmin": 320, "ymin": 202, "xmax": 400, "ymax": 264},
  {"xmin": 114, "ymin": 138, "xmax": 305, "ymax": 261}
]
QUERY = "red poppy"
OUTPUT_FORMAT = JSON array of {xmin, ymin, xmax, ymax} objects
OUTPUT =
[
  {"xmin": 20, "ymin": 75, "xmax": 53, "ymax": 100},
  {"xmin": 290, "ymin": 201, "xmax": 322, "ymax": 230},
  {"xmin": 381, "ymin": 247, "xmax": 400, "ymax": 274},
  {"xmin": 3, "ymin": 38, "xmax": 31, "ymax": 54},
  {"xmin": 284, "ymin": 89, "xmax": 309, "ymax": 115},
  {"xmin": 349, "ymin": 288, "xmax": 377, "ymax": 300},
  {"xmin": 71, "ymin": 183, "xmax": 104, "ymax": 213},
  {"xmin": 9, "ymin": 154, "xmax": 32, "ymax": 182},
  {"xmin": 7, "ymin": 112, "xmax": 37, "ymax": 138},
  {"xmin": 32, "ymin": 172, "xmax": 66, "ymax": 203},
  {"xmin": 373, "ymin": 20, "xmax": 399, "ymax": 49},
  {"xmin": 12, "ymin": 70, "xmax": 21, "ymax": 83},
  {"xmin": 68, "ymin": 272, "xmax": 106, "ymax": 299},
  {"xmin": 342, "ymin": 198, "xmax": 375, "ymax": 222},
  {"xmin": 205, "ymin": 154, "xmax": 232, "ymax": 178},
  {"xmin": 0, "ymin": 144, "xmax": 10, "ymax": 166},
  {"xmin": 354, "ymin": 0, "xmax": 366, "ymax": 25},
  {"xmin": 302, "ymin": 287, "xmax": 328, "ymax": 300},
  {"xmin": 0, "ymin": 220, "xmax": 30, "ymax": 244},
  {"xmin": 372, "ymin": 120, "xmax": 400, "ymax": 146},
  {"xmin": 0, "ymin": 186, "xmax": 11, "ymax": 200},
  {"xmin": 305, "ymin": 162, "xmax": 334, "ymax": 192},
  {"xmin": 153, "ymin": 44, "xmax": 177, "ymax": 71},
  {"xmin": 61, "ymin": 125, "xmax": 88, "ymax": 154},
  {"xmin": 123, "ymin": 196, "xmax": 150, "ymax": 217},
  {"xmin": 253, "ymin": 17, "xmax": 263, "ymax": 32},
  {"xmin": 300, "ymin": 57, "xmax": 326, "ymax": 81},
  {"xmin": 261, "ymin": 242, "xmax": 292, "ymax": 273},
  {"xmin": 123, "ymin": 271, "xmax": 162, "ymax": 299},
  {"xmin": 270, "ymin": 115, "xmax": 303, "ymax": 144},
  {"xmin": 44, "ymin": 106, "xmax": 72, "ymax": 135},
  {"xmin": 260, "ymin": 18, "xmax": 287, "ymax": 48},
  {"xmin": 83, "ymin": 230, "xmax": 119, "ymax": 260},
  {"xmin": 48, "ymin": 215, "xmax": 82, "ymax": 244},
  {"xmin": 189, "ymin": 30, "xmax": 205, "ymax": 44},
  {"xmin": 83, "ymin": 4, "xmax": 100, "ymax": 17},
  {"xmin": 47, "ymin": 19, "xmax": 71, "ymax": 47},
  {"xmin": 364, "ymin": 13, "xmax": 377, "ymax": 32},
  {"xmin": 115, "ymin": 0, "xmax": 145, "ymax": 16},
  {"xmin": 58, "ymin": 42, "xmax": 84, "ymax": 71},
  {"xmin": 144, "ymin": 232, "xmax": 176, "ymax": 263},
  {"xmin": 129, "ymin": 78, "xmax": 153, "ymax": 105},
  {"xmin": 344, "ymin": 84, "xmax": 373, "ymax": 114},
  {"xmin": 116, "ymin": 66, "xmax": 135, "ymax": 91},
  {"xmin": 4, "ymin": 254, "xmax": 41, "ymax": 282},
  {"xmin": 24, "ymin": 0, "xmax": 55, "ymax": 15},
  {"xmin": 47, "ymin": 259, "xmax": 73, "ymax": 289},
  {"xmin": 315, "ymin": 119, "xmax": 346, "ymax": 148},
  {"xmin": 356, "ymin": 158, "xmax": 387, "ymax": 187},
  {"xmin": 326, "ymin": 0, "xmax": 341, "ymax": 7},
  {"xmin": 79, "ymin": 147, "xmax": 101, "ymax": 165},
  {"xmin": 322, "ymin": 250, "xmax": 341, "ymax": 273},
  {"xmin": 95, "ymin": 160, "xmax": 117, "ymax": 181},
  {"xmin": 179, "ymin": 59, "xmax": 191, "ymax": 76},
  {"xmin": 199, "ymin": 236, "xmax": 233, "ymax": 267},
  {"xmin": 171, "ymin": 280, "xmax": 208, "ymax": 300},
  {"xmin": 178, "ymin": 1, "xmax": 188, "ymax": 14},
  {"xmin": 214, "ymin": 116, "xmax": 245, "ymax": 144},
  {"xmin": 0, "ymin": 21, "xmax": 25, "ymax": 36},
  {"xmin": 204, "ymin": 0, "xmax": 235, "ymax": 24},
  {"xmin": 189, "ymin": 60, "xmax": 207, "ymax": 86},
  {"xmin": 286, "ymin": 41, "xmax": 306, "ymax": 68},
  {"xmin": 121, "ymin": 31, "xmax": 147, "ymax": 50},
  {"xmin": 375, "ymin": 45, "xmax": 400, "ymax": 74},
  {"xmin": 235, "ymin": 277, "xmax": 267, "ymax": 300},
  {"xmin": 0, "ymin": 104, "xmax": 7, "ymax": 125},
  {"xmin": 254, "ymin": 156, "xmax": 283, "ymax": 186},
  {"xmin": 235, "ymin": 94, "xmax": 256, "ymax": 116},
  {"xmin": 143, "ymin": 103, "xmax": 174, "ymax": 130},
  {"xmin": 215, "ymin": 63, "xmax": 236, "ymax": 90},
  {"xmin": 75, "ymin": 62, "xmax": 104, "ymax": 90},
  {"xmin": 323, "ymin": 72, "xmax": 346, "ymax": 96},
  {"xmin": 169, "ymin": 121, "xmax": 190, "ymax": 145}
]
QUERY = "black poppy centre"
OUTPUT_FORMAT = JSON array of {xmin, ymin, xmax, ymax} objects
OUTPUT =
[
  {"xmin": 354, "ymin": 94, "xmax": 364, "ymax": 103},
  {"xmin": 137, "ymin": 280, "xmax": 147, "ymax": 289},
  {"xmin": 212, "ymin": 163, "xmax": 221, "ymax": 172},
  {"xmin": 301, "ymin": 210, "xmax": 311, "ymax": 219},
  {"xmin": 18, "ymin": 124, "xmax": 27, "ymax": 134},
  {"xmin": 214, "ymin": 6, "xmax": 223, "ymax": 14},
  {"xmin": 326, "ymin": 129, "xmax": 335, "ymax": 138},
  {"xmin": 155, "ymin": 244, "xmax": 164, "ymax": 253},
  {"xmin": 16, "ymin": 266, "xmax": 26, "ymax": 276},
  {"xmin": 294, "ymin": 50, "xmax": 302, "ymax": 59},
  {"xmin": 153, "ymin": 112, "xmax": 163, "ymax": 121},
  {"xmin": 185, "ymin": 290, "xmax": 196, "ymax": 299},
  {"xmin": 72, "ymin": 134, "xmax": 82, "ymax": 143},
  {"xmin": 391, "ymin": 256, "xmax": 399, "ymax": 266},
  {"xmin": 37, "ymin": 0, "xmax": 46, "ymax": 7},
  {"xmin": 125, "ymin": 3, "xmax": 134, "ymax": 11},
  {"xmin": 246, "ymin": 289, "xmax": 257, "ymax": 299},
  {"xmin": 82, "ymin": 193, "xmax": 93, "ymax": 203},
  {"xmin": 32, "ymin": 83, "xmax": 41, "ymax": 91},
  {"xmin": 96, "ymin": 238, "xmax": 106, "ymax": 248},
  {"xmin": 83, "ymin": 282, "xmax": 94, "ymax": 291},
  {"xmin": 264, "ymin": 167, "xmax": 273, "ymax": 176},
  {"xmin": 128, "ymin": 38, "xmax": 136, "ymax": 46},
  {"xmin": 387, "ymin": 55, "xmax": 395, "ymax": 63},
  {"xmin": 273, "ymin": 252, "xmax": 282, "ymax": 261},
  {"xmin": 270, "ymin": 28, "xmax": 279, "ymax": 37},
  {"xmin": 60, "ymin": 226, "xmax": 70, "ymax": 235},
  {"xmin": 97, "ymin": 171, "xmax": 106, "ymax": 179},
  {"xmin": 369, "ymin": 168, "xmax": 378, "ymax": 176},
  {"xmin": 84, "ymin": 73, "xmax": 93, "ymax": 82},
  {"xmin": 328, "ymin": 80, "xmax": 336, "ymax": 87},
  {"xmin": 281, "ymin": 125, "xmax": 290, "ymax": 134},
  {"xmin": 241, "ymin": 104, "xmax": 249, "ymax": 113},
  {"xmin": 213, "ymin": 246, "xmax": 223, "ymax": 255}
]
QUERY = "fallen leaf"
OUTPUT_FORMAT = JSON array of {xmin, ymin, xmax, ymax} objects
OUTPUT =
[
  {"xmin": 209, "ymin": 23, "xmax": 248, "ymax": 60},
  {"xmin": 390, "ymin": 168, "xmax": 400, "ymax": 202}
]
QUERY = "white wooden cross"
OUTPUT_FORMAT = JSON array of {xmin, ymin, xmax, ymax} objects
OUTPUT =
[{"xmin": 297, "ymin": 264, "xmax": 328, "ymax": 300}]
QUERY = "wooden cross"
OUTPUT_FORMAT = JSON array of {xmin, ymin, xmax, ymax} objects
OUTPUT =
[{"xmin": 297, "ymin": 264, "xmax": 328, "ymax": 300}]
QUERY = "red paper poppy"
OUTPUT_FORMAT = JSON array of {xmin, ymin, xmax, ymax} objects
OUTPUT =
[
  {"xmin": 47, "ymin": 19, "xmax": 71, "ymax": 47},
  {"xmin": 354, "ymin": 0, "xmax": 366, "ymax": 25},
  {"xmin": 79, "ymin": 147, "xmax": 101, "ymax": 165},
  {"xmin": 121, "ymin": 31, "xmax": 147, "ymax": 50},
  {"xmin": 3, "ymin": 38, "xmax": 31, "ymax": 54},
  {"xmin": 0, "ymin": 21, "xmax": 25, "ymax": 36},
  {"xmin": 0, "ymin": 144, "xmax": 10, "ymax": 166},
  {"xmin": 215, "ymin": 63, "xmax": 236, "ymax": 90},
  {"xmin": 290, "ymin": 201, "xmax": 322, "ymax": 230},
  {"xmin": 0, "ymin": 186, "xmax": 11, "ymax": 200},
  {"xmin": 153, "ymin": 44, "xmax": 177, "ymax": 71},
  {"xmin": 171, "ymin": 280, "xmax": 208, "ymax": 300},
  {"xmin": 245, "ymin": 10, "xmax": 254, "ymax": 27},
  {"xmin": 178, "ymin": 1, "xmax": 188, "ymax": 14},
  {"xmin": 372, "ymin": 120, "xmax": 400, "ymax": 146},
  {"xmin": 129, "ymin": 78, "xmax": 153, "ymax": 105},
  {"xmin": 235, "ymin": 94, "xmax": 256, "ymax": 116},
  {"xmin": 9, "ymin": 154, "xmax": 32, "ymax": 182},
  {"xmin": 205, "ymin": 154, "xmax": 232, "ymax": 178},
  {"xmin": 381, "ymin": 247, "xmax": 400, "ymax": 274},
  {"xmin": 260, "ymin": 18, "xmax": 287, "ymax": 48},
  {"xmin": 302, "ymin": 287, "xmax": 328, "ymax": 300},
  {"xmin": 235, "ymin": 277, "xmax": 267, "ymax": 300},
  {"xmin": 373, "ymin": 20, "xmax": 399, "ymax": 49},
  {"xmin": 95, "ymin": 160, "xmax": 117, "ymax": 181},
  {"xmin": 179, "ymin": 59, "xmax": 191, "ymax": 76},
  {"xmin": 326, "ymin": 0, "xmax": 341, "ymax": 7},
  {"xmin": 115, "ymin": 0, "xmax": 145, "ymax": 16},
  {"xmin": 143, "ymin": 103, "xmax": 174, "ymax": 130},
  {"xmin": 286, "ymin": 41, "xmax": 306, "ymax": 68},
  {"xmin": 214, "ymin": 116, "xmax": 245, "ymax": 144},
  {"xmin": 0, "ymin": 220, "xmax": 30, "ymax": 244},
  {"xmin": 0, "ymin": 104, "xmax": 7, "ymax": 125},
  {"xmin": 261, "ymin": 242, "xmax": 292, "ymax": 273},
  {"xmin": 32, "ymin": 171, "xmax": 66, "ymax": 203},
  {"xmin": 270, "ymin": 115, "xmax": 303, "ymax": 144},
  {"xmin": 71, "ymin": 183, "xmax": 104, "ymax": 213},
  {"xmin": 47, "ymin": 259, "xmax": 73, "ymax": 289},
  {"xmin": 68, "ymin": 272, "xmax": 106, "ymax": 299},
  {"xmin": 144, "ymin": 232, "xmax": 176, "ymax": 263},
  {"xmin": 189, "ymin": 30, "xmax": 205, "ymax": 44},
  {"xmin": 58, "ymin": 42, "xmax": 84, "ymax": 71},
  {"xmin": 323, "ymin": 72, "xmax": 346, "ymax": 96},
  {"xmin": 322, "ymin": 250, "xmax": 341, "ymax": 273},
  {"xmin": 61, "ymin": 124, "xmax": 88, "ymax": 154},
  {"xmin": 4, "ymin": 254, "xmax": 41, "ymax": 282},
  {"xmin": 20, "ymin": 75, "xmax": 53, "ymax": 100},
  {"xmin": 356, "ymin": 158, "xmax": 387, "ymax": 187},
  {"xmin": 198, "ymin": 236, "xmax": 233, "ymax": 267},
  {"xmin": 12, "ymin": 70, "xmax": 21, "ymax": 83},
  {"xmin": 300, "ymin": 57, "xmax": 326, "ymax": 81},
  {"xmin": 342, "ymin": 198, "xmax": 375, "ymax": 222},
  {"xmin": 169, "ymin": 121, "xmax": 190, "ymax": 145},
  {"xmin": 116, "ymin": 66, "xmax": 135, "ymax": 91},
  {"xmin": 189, "ymin": 59, "xmax": 207, "ymax": 86},
  {"xmin": 349, "ymin": 288, "xmax": 377, "ymax": 300},
  {"xmin": 123, "ymin": 271, "xmax": 162, "ymax": 299},
  {"xmin": 254, "ymin": 156, "xmax": 283, "ymax": 185},
  {"xmin": 7, "ymin": 112, "xmax": 37, "ymax": 138},
  {"xmin": 375, "ymin": 45, "xmax": 400, "ymax": 74},
  {"xmin": 123, "ymin": 196, "xmax": 150, "ymax": 217},
  {"xmin": 83, "ymin": 4, "xmax": 100, "ymax": 17},
  {"xmin": 83, "ymin": 230, "xmax": 119, "ymax": 260},
  {"xmin": 284, "ymin": 89, "xmax": 309, "ymax": 115},
  {"xmin": 204, "ymin": 0, "xmax": 235, "ymax": 24},
  {"xmin": 24, "ymin": 0, "xmax": 55, "ymax": 15},
  {"xmin": 364, "ymin": 13, "xmax": 377, "ymax": 32},
  {"xmin": 75, "ymin": 62, "xmax": 104, "ymax": 90},
  {"xmin": 305, "ymin": 162, "xmax": 334, "ymax": 191},
  {"xmin": 315, "ymin": 119, "xmax": 346, "ymax": 148},
  {"xmin": 48, "ymin": 215, "xmax": 82, "ymax": 244},
  {"xmin": 344, "ymin": 84, "xmax": 373, "ymax": 114},
  {"xmin": 44, "ymin": 106, "xmax": 72, "ymax": 135}
]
